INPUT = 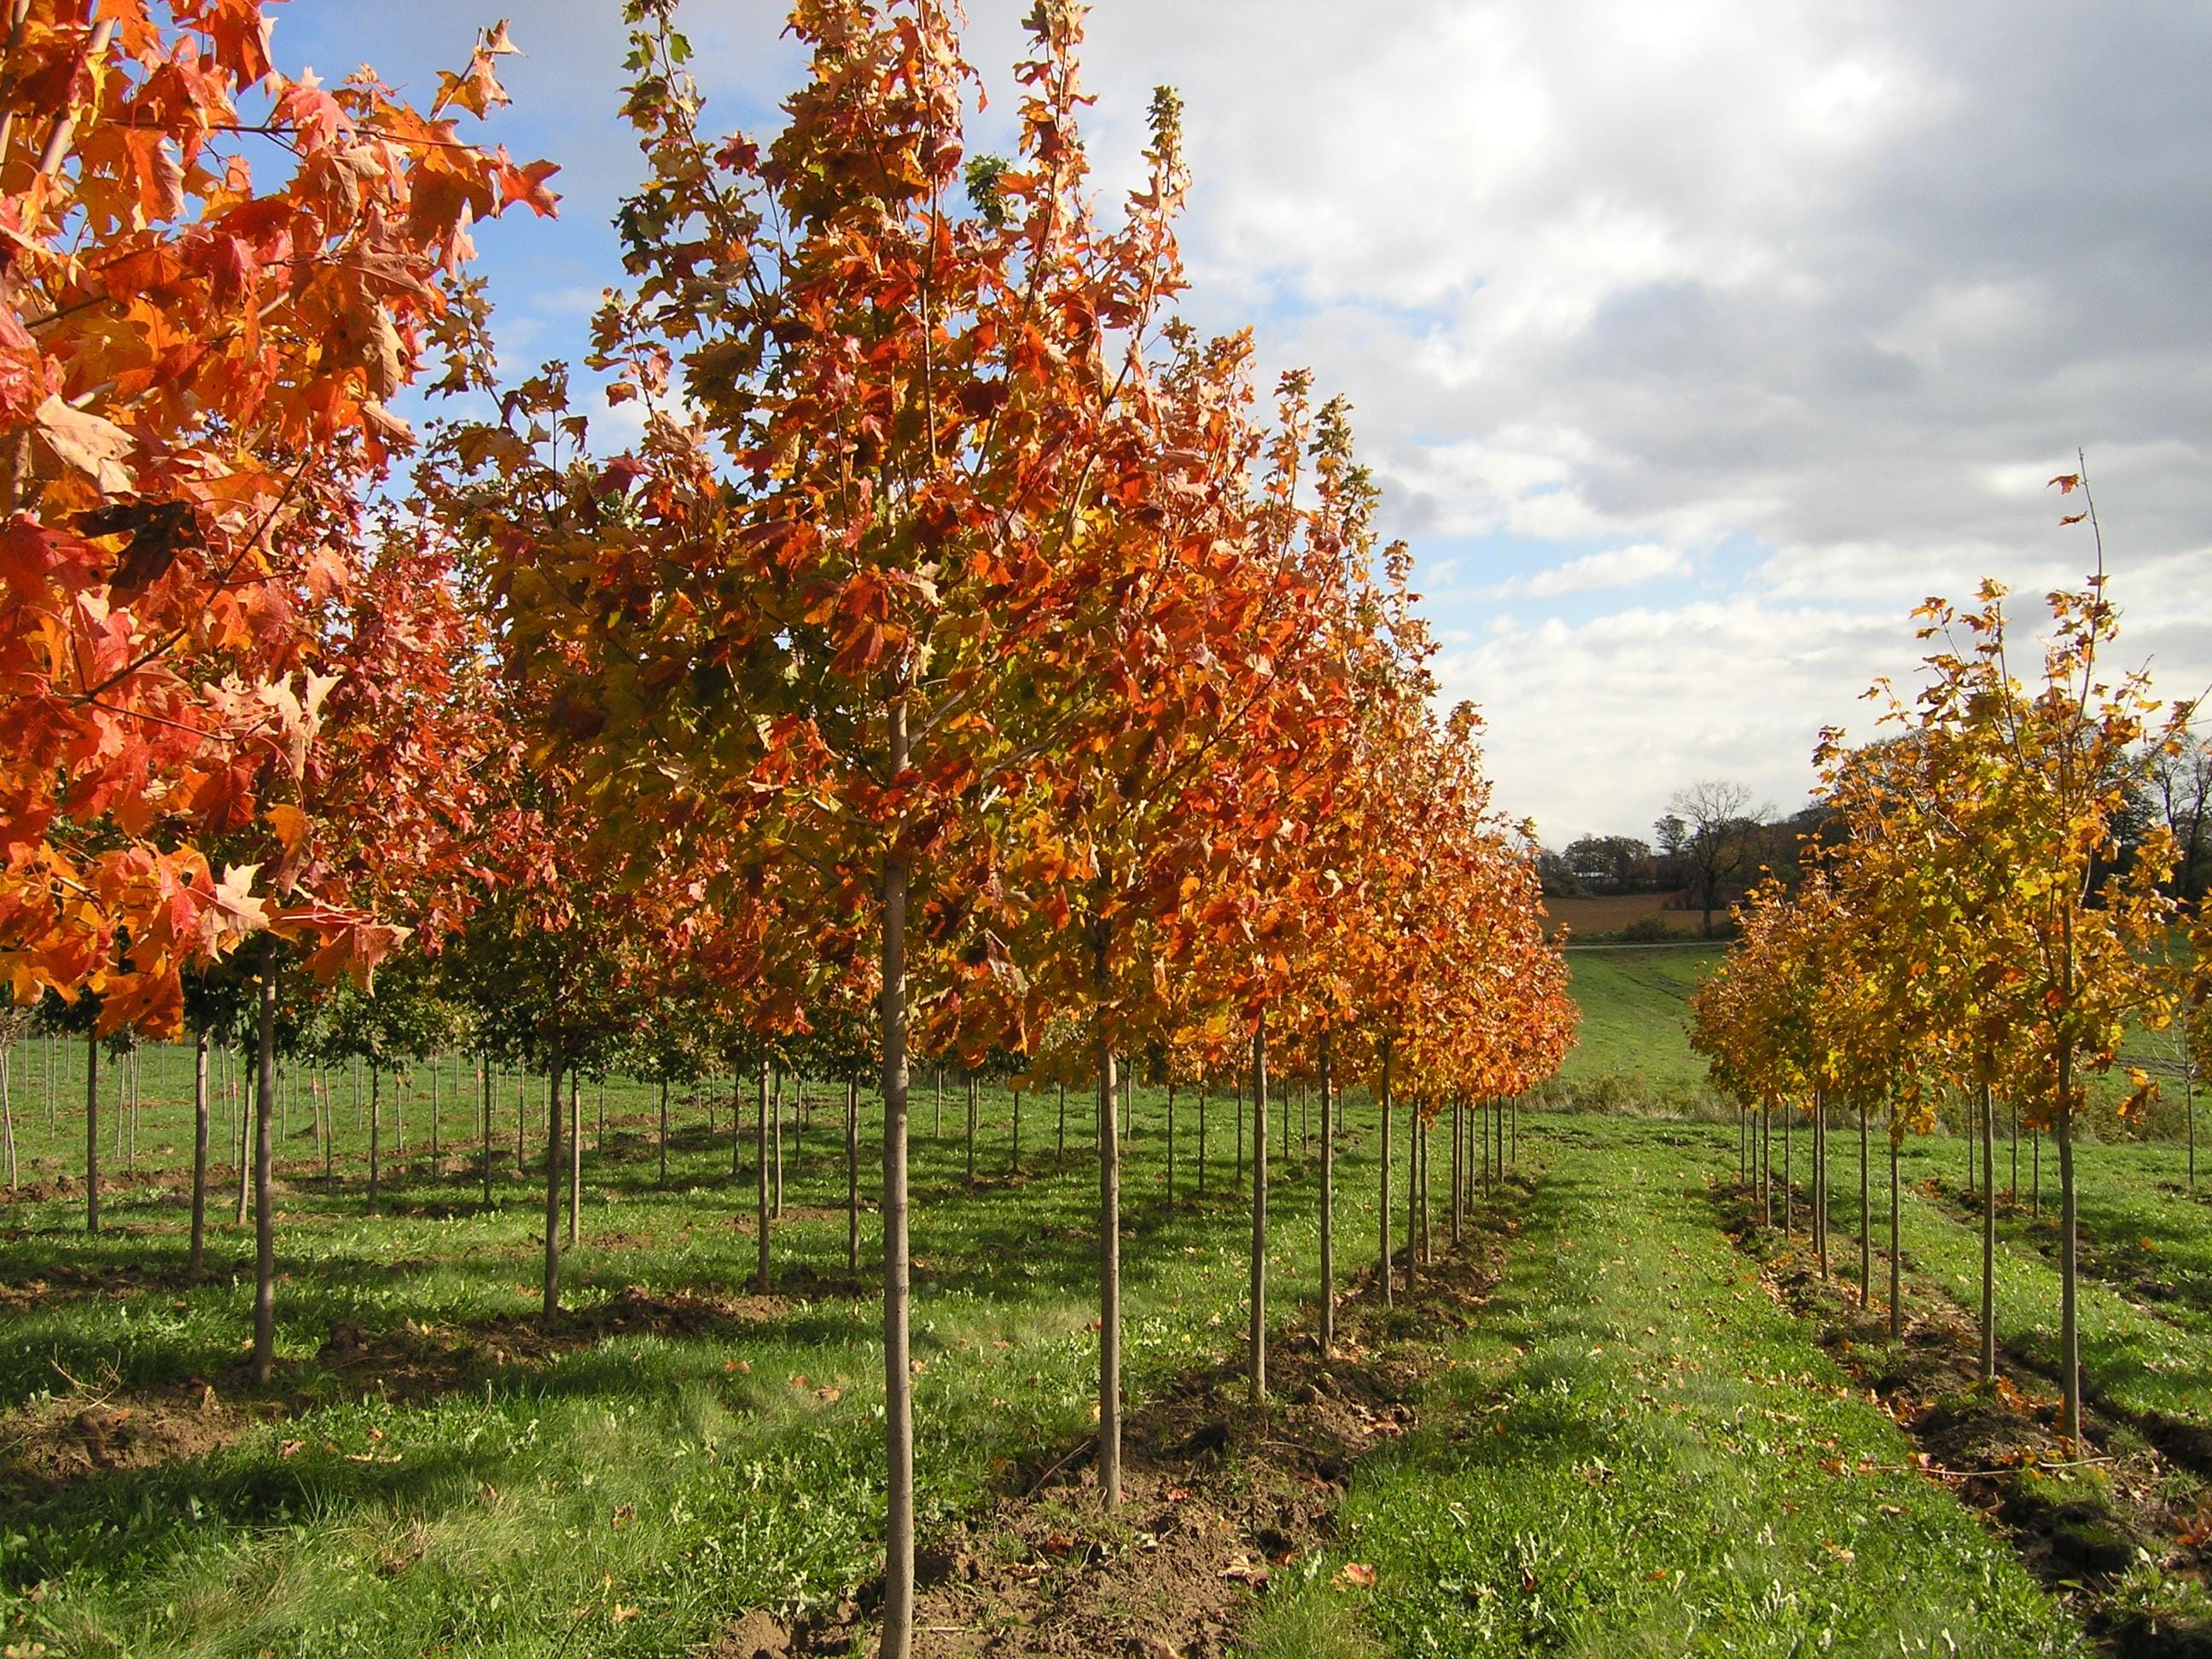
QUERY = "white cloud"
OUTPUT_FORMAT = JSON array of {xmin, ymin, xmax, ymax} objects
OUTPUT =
[{"xmin": 1482, "ymin": 542, "xmax": 1687, "ymax": 600}]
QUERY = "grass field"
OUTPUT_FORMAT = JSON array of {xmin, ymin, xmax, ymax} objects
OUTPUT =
[{"xmin": 5, "ymin": 988, "xmax": 2211, "ymax": 1656}]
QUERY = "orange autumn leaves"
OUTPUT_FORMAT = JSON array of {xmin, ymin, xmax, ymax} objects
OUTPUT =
[{"xmin": 0, "ymin": 8, "xmax": 556, "ymax": 1029}]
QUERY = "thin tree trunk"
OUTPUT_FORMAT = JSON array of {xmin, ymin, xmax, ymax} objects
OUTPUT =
[
  {"xmin": 1816, "ymin": 1091, "xmax": 1829, "ymax": 1278},
  {"xmin": 1888, "ymin": 1126, "xmax": 1901, "ymax": 1341},
  {"xmin": 1402, "ymin": 1103, "xmax": 1417, "ymax": 1296},
  {"xmin": 1318, "ymin": 1032, "xmax": 1335, "ymax": 1358},
  {"xmin": 3, "ymin": 1051, "xmax": 15, "ymax": 1192},
  {"xmin": 934, "ymin": 1064, "xmax": 942, "ymax": 1139},
  {"xmin": 1249, "ymin": 1017, "xmax": 1268, "ymax": 1404},
  {"xmin": 658, "ymin": 1076, "xmax": 669, "ymax": 1189},
  {"xmin": 1782, "ymin": 1099, "xmax": 1793, "ymax": 1237},
  {"xmin": 1377, "ymin": 1039, "xmax": 1392, "ymax": 1308},
  {"xmin": 1012, "ymin": 1084, "xmax": 1022, "ymax": 1178},
  {"xmin": 1858, "ymin": 1099, "xmax": 1871, "ymax": 1309},
  {"xmin": 965, "ymin": 1071, "xmax": 976, "ymax": 1185},
  {"xmin": 1979, "ymin": 1080, "xmax": 1996, "ymax": 1383},
  {"xmin": 1057, "ymin": 1079, "xmax": 1067, "ymax": 1158},
  {"xmin": 1451, "ymin": 1098, "xmax": 1463, "ymax": 1245},
  {"xmin": 1235, "ymin": 1077, "xmax": 1244, "ymax": 1185},
  {"xmin": 562, "ymin": 1070, "xmax": 579, "ymax": 1256},
  {"xmin": 482, "ymin": 1056, "xmax": 495, "ymax": 1208},
  {"xmin": 1094, "ymin": 919, "xmax": 1122, "ymax": 1511},
  {"xmin": 757, "ymin": 1059, "xmax": 771, "ymax": 1295},
  {"xmin": 188, "ymin": 1027, "xmax": 209, "ymax": 1272},
  {"xmin": 772, "ymin": 1068, "xmax": 784, "ymax": 1218},
  {"xmin": 368, "ymin": 1064, "xmax": 381, "ymax": 1212},
  {"xmin": 542, "ymin": 1047, "xmax": 565, "ymax": 1324},
  {"xmin": 84, "ymin": 1031, "xmax": 98, "ymax": 1234},
  {"xmin": 878, "ymin": 694, "xmax": 917, "ymax": 1657},
  {"xmin": 250, "ymin": 940, "xmax": 277, "ymax": 1384},
  {"xmin": 1760, "ymin": 1098, "xmax": 1772, "ymax": 1228},
  {"xmin": 2057, "ymin": 1042, "xmax": 2081, "ymax": 1450}
]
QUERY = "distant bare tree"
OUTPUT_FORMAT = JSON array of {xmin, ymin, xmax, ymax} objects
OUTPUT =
[
  {"xmin": 2150, "ymin": 736, "xmax": 2212, "ymax": 903},
  {"xmin": 1668, "ymin": 779, "xmax": 1772, "ymax": 936}
]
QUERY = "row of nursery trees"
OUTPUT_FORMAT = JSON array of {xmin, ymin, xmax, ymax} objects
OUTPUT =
[
  {"xmin": 0, "ymin": 2, "xmax": 1574, "ymax": 1650},
  {"xmin": 1693, "ymin": 492, "xmax": 2211, "ymax": 1455}
]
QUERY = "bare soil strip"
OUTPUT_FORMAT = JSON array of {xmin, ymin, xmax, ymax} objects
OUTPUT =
[{"xmin": 713, "ymin": 1178, "xmax": 1537, "ymax": 1658}]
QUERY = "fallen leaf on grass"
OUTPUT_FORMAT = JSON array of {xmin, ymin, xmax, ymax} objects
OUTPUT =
[
  {"xmin": 278, "ymin": 1440, "xmax": 302, "ymax": 1458},
  {"xmin": 1644, "ymin": 1568, "xmax": 1670, "ymax": 1583},
  {"xmin": 1340, "ymin": 1562, "xmax": 1377, "ymax": 1588}
]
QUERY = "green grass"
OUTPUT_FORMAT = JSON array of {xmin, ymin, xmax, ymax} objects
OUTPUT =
[
  {"xmin": 1550, "ymin": 946, "xmax": 1726, "ymax": 1112},
  {"xmin": 0, "ymin": 1058, "xmax": 1376, "ymax": 1656},
  {"xmin": 1242, "ymin": 1120, "xmax": 2086, "ymax": 1658},
  {"xmin": 1791, "ymin": 1127, "xmax": 2212, "ymax": 1443}
]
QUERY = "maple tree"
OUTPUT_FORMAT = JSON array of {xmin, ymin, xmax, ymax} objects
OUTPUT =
[
  {"xmin": 0, "ymin": 5, "xmax": 556, "ymax": 1036},
  {"xmin": 1699, "ymin": 471, "xmax": 2191, "ymax": 1441}
]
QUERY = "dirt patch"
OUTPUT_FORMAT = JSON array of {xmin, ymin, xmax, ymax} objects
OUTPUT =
[
  {"xmin": 707, "ymin": 1182, "xmax": 1532, "ymax": 1657},
  {"xmin": 0, "ymin": 1375, "xmax": 258, "ymax": 1500},
  {"xmin": 1707, "ymin": 1179, "xmax": 2212, "ymax": 1656}
]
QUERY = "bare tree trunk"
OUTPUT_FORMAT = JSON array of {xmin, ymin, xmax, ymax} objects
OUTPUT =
[
  {"xmin": 1815, "ymin": 1091, "xmax": 1829, "ymax": 1278},
  {"xmin": 1318, "ymin": 1032, "xmax": 1335, "ymax": 1359},
  {"xmin": 84, "ymin": 1031, "xmax": 99, "ymax": 1234},
  {"xmin": 658, "ymin": 1076, "xmax": 669, "ymax": 1189},
  {"xmin": 772, "ymin": 1068, "xmax": 784, "ymax": 1219},
  {"xmin": 878, "ymin": 693, "xmax": 917, "ymax": 1659},
  {"xmin": 1057, "ymin": 1080, "xmax": 1066, "ymax": 1158},
  {"xmin": 568, "ymin": 1069, "xmax": 582, "ymax": 1249},
  {"xmin": 482, "ymin": 1055, "xmax": 495, "ymax": 1208},
  {"xmin": 2057, "ymin": 1040, "xmax": 2081, "ymax": 1450},
  {"xmin": 1888, "ymin": 1126, "xmax": 1901, "ymax": 1341},
  {"xmin": 1450, "ymin": 1099, "xmax": 1463, "ymax": 1245},
  {"xmin": 757, "ymin": 1059, "xmax": 771, "ymax": 1295},
  {"xmin": 1979, "ymin": 1080, "xmax": 1996, "ymax": 1382},
  {"xmin": 250, "ymin": 940, "xmax": 277, "ymax": 1384},
  {"xmin": 1377, "ymin": 1038, "xmax": 1392, "ymax": 1308},
  {"xmin": 1858, "ymin": 1099, "xmax": 1871, "ymax": 1309},
  {"xmin": 188, "ymin": 1027, "xmax": 209, "ymax": 1272},
  {"xmin": 368, "ymin": 1065, "xmax": 381, "ymax": 1213},
  {"xmin": 1404, "ymin": 1108, "xmax": 1418, "ymax": 1296},
  {"xmin": 1782, "ymin": 1100, "xmax": 1792, "ymax": 1237},
  {"xmin": 1249, "ymin": 1018, "xmax": 1269, "ymax": 1404},
  {"xmin": 541, "ymin": 1047, "xmax": 565, "ymax": 1324},
  {"xmin": 965, "ymin": 1071, "xmax": 977, "ymax": 1185},
  {"xmin": 1094, "ymin": 918, "xmax": 1122, "ymax": 1511}
]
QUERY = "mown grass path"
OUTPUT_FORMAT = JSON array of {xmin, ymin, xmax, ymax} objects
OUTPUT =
[{"xmin": 1246, "ymin": 1122, "xmax": 2084, "ymax": 1657}]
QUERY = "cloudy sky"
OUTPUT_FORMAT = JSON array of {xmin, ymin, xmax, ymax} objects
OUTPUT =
[{"xmin": 284, "ymin": 1, "xmax": 2210, "ymax": 846}]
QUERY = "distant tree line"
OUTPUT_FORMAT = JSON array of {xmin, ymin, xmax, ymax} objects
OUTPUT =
[{"xmin": 1541, "ymin": 733, "xmax": 2211, "ymax": 935}]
